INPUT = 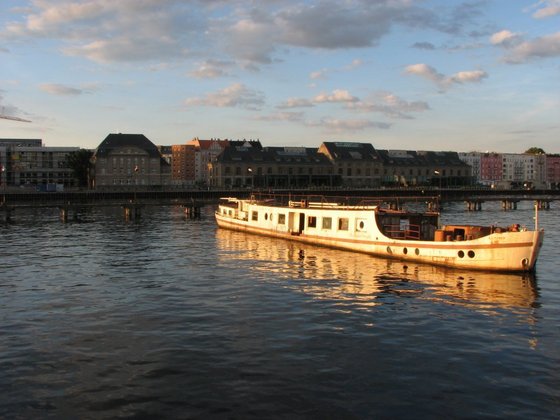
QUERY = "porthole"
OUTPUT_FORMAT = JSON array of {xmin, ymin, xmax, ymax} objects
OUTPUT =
[
  {"xmin": 386, "ymin": 246, "xmax": 392, "ymax": 254},
  {"xmin": 521, "ymin": 258, "xmax": 529, "ymax": 267},
  {"xmin": 359, "ymin": 221, "xmax": 365, "ymax": 229},
  {"xmin": 458, "ymin": 250, "xmax": 465, "ymax": 258},
  {"xmin": 403, "ymin": 247, "xmax": 408, "ymax": 255},
  {"xmin": 468, "ymin": 250, "xmax": 475, "ymax": 258},
  {"xmin": 265, "ymin": 213, "xmax": 268, "ymax": 220},
  {"xmin": 415, "ymin": 248, "xmax": 420, "ymax": 256}
]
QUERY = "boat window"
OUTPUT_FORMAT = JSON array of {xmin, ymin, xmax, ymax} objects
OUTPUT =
[
  {"xmin": 322, "ymin": 217, "xmax": 332, "ymax": 230},
  {"xmin": 356, "ymin": 219, "xmax": 366, "ymax": 231},
  {"xmin": 252, "ymin": 211, "xmax": 258, "ymax": 221},
  {"xmin": 278, "ymin": 214, "xmax": 286, "ymax": 225},
  {"xmin": 307, "ymin": 216, "xmax": 317, "ymax": 228},
  {"xmin": 338, "ymin": 218, "xmax": 349, "ymax": 231}
]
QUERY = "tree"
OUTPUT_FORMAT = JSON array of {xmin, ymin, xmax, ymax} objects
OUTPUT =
[
  {"xmin": 524, "ymin": 147, "xmax": 545, "ymax": 154},
  {"xmin": 67, "ymin": 149, "xmax": 93, "ymax": 188}
]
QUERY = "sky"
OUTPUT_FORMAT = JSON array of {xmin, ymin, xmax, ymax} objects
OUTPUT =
[{"xmin": 0, "ymin": 0, "xmax": 559, "ymax": 153}]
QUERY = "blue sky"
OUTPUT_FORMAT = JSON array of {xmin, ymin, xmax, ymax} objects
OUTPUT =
[{"xmin": 0, "ymin": 0, "xmax": 559, "ymax": 153}]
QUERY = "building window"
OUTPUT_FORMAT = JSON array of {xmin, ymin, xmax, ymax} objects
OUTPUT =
[
  {"xmin": 252, "ymin": 211, "xmax": 258, "ymax": 221},
  {"xmin": 338, "ymin": 218, "xmax": 349, "ymax": 231},
  {"xmin": 322, "ymin": 217, "xmax": 332, "ymax": 230},
  {"xmin": 278, "ymin": 214, "xmax": 286, "ymax": 224}
]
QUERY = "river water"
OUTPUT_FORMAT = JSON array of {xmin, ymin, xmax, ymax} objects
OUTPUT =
[{"xmin": 1, "ymin": 201, "xmax": 559, "ymax": 419}]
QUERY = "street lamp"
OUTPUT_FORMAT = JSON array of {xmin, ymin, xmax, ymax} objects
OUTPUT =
[
  {"xmin": 247, "ymin": 167, "xmax": 253, "ymax": 188},
  {"xmin": 434, "ymin": 170, "xmax": 442, "ymax": 189},
  {"xmin": 1, "ymin": 165, "xmax": 5, "ymax": 191}
]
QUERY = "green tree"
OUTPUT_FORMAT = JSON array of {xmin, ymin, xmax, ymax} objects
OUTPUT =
[
  {"xmin": 524, "ymin": 147, "xmax": 545, "ymax": 154},
  {"xmin": 67, "ymin": 149, "xmax": 93, "ymax": 188}
]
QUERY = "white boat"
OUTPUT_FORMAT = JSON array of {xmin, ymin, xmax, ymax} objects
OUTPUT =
[{"xmin": 215, "ymin": 195, "xmax": 545, "ymax": 272}]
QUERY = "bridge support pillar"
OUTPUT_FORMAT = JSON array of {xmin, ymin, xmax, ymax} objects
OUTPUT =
[
  {"xmin": 465, "ymin": 200, "xmax": 483, "ymax": 211},
  {"xmin": 536, "ymin": 200, "xmax": 551, "ymax": 210},
  {"xmin": 0, "ymin": 206, "xmax": 12, "ymax": 222},
  {"xmin": 184, "ymin": 205, "xmax": 201, "ymax": 218},
  {"xmin": 427, "ymin": 200, "xmax": 440, "ymax": 212},
  {"xmin": 502, "ymin": 199, "xmax": 519, "ymax": 211},
  {"xmin": 123, "ymin": 203, "xmax": 141, "ymax": 221}
]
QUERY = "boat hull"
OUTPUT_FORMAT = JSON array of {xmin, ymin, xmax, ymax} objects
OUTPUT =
[{"xmin": 215, "ymin": 210, "xmax": 544, "ymax": 273}]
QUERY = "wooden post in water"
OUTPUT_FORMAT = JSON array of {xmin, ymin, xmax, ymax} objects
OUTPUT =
[
  {"xmin": 0, "ymin": 205, "xmax": 12, "ymax": 222},
  {"xmin": 60, "ymin": 206, "xmax": 68, "ymax": 223},
  {"xmin": 184, "ymin": 203, "xmax": 201, "ymax": 218},
  {"xmin": 123, "ymin": 201, "xmax": 141, "ymax": 221}
]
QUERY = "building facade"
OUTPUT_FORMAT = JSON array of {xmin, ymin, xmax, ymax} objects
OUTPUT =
[
  {"xmin": 317, "ymin": 142, "xmax": 383, "ymax": 187},
  {"xmin": 208, "ymin": 144, "xmax": 338, "ymax": 188},
  {"xmin": 378, "ymin": 150, "xmax": 471, "ymax": 187},
  {"xmin": 92, "ymin": 133, "xmax": 171, "ymax": 188},
  {"xmin": 0, "ymin": 138, "xmax": 79, "ymax": 189},
  {"xmin": 546, "ymin": 154, "xmax": 560, "ymax": 188}
]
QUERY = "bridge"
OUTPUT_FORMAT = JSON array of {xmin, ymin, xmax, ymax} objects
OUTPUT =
[{"xmin": 1, "ymin": 188, "xmax": 558, "ymax": 222}]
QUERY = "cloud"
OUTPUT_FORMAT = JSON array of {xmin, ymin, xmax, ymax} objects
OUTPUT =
[
  {"xmin": 310, "ymin": 69, "xmax": 328, "ymax": 80},
  {"xmin": 184, "ymin": 83, "xmax": 265, "ymax": 110},
  {"xmin": 531, "ymin": 0, "xmax": 560, "ymax": 18},
  {"xmin": 189, "ymin": 60, "xmax": 233, "ymax": 79},
  {"xmin": 348, "ymin": 92, "xmax": 430, "ymax": 119},
  {"xmin": 254, "ymin": 112, "xmax": 304, "ymax": 122},
  {"xmin": 411, "ymin": 41, "xmax": 436, "ymax": 50},
  {"xmin": 344, "ymin": 59, "xmax": 364, "ymax": 70},
  {"xmin": 309, "ymin": 59, "xmax": 363, "ymax": 82},
  {"xmin": 490, "ymin": 30, "xmax": 521, "ymax": 46},
  {"xmin": 1, "ymin": 0, "xmax": 492, "ymax": 66},
  {"xmin": 39, "ymin": 83, "xmax": 90, "ymax": 96},
  {"xmin": 276, "ymin": 98, "xmax": 315, "ymax": 109},
  {"xmin": 307, "ymin": 117, "xmax": 391, "ymax": 132},
  {"xmin": 0, "ymin": 91, "xmax": 32, "ymax": 120},
  {"xmin": 502, "ymin": 32, "xmax": 560, "ymax": 63},
  {"xmin": 404, "ymin": 63, "xmax": 488, "ymax": 90},
  {"xmin": 313, "ymin": 89, "xmax": 359, "ymax": 103},
  {"xmin": 3, "ymin": 0, "xmax": 201, "ymax": 63}
]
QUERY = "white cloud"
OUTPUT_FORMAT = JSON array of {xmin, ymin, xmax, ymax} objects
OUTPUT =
[
  {"xmin": 405, "ymin": 63, "xmax": 487, "ymax": 90},
  {"xmin": 348, "ymin": 92, "xmax": 430, "ymax": 119},
  {"xmin": 39, "ymin": 83, "xmax": 97, "ymax": 96},
  {"xmin": 531, "ymin": 0, "xmax": 560, "ymax": 18},
  {"xmin": 448, "ymin": 70, "xmax": 488, "ymax": 84},
  {"xmin": 3, "ymin": 0, "xmax": 201, "ymax": 63},
  {"xmin": 307, "ymin": 117, "xmax": 391, "ymax": 132},
  {"xmin": 277, "ymin": 98, "xmax": 315, "ymax": 109},
  {"xmin": 189, "ymin": 60, "xmax": 233, "ymax": 79},
  {"xmin": 313, "ymin": 89, "xmax": 359, "ymax": 103},
  {"xmin": 503, "ymin": 32, "xmax": 560, "ymax": 63},
  {"xmin": 0, "ymin": 0, "xmax": 492, "ymax": 66},
  {"xmin": 184, "ymin": 83, "xmax": 265, "ymax": 110},
  {"xmin": 404, "ymin": 63, "xmax": 444, "ymax": 84},
  {"xmin": 254, "ymin": 112, "xmax": 304, "ymax": 122},
  {"xmin": 490, "ymin": 30, "xmax": 521, "ymax": 46}
]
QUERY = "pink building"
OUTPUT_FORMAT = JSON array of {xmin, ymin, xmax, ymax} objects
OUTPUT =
[
  {"xmin": 546, "ymin": 154, "xmax": 560, "ymax": 188},
  {"xmin": 480, "ymin": 153, "xmax": 502, "ymax": 185}
]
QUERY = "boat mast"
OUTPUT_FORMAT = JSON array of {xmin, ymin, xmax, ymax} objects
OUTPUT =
[{"xmin": 534, "ymin": 200, "xmax": 539, "ymax": 230}]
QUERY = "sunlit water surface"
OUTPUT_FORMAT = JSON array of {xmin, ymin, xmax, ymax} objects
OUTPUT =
[{"xmin": 1, "ymin": 201, "xmax": 559, "ymax": 419}]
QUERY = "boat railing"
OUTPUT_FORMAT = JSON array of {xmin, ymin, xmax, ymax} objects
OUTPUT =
[
  {"xmin": 383, "ymin": 223, "xmax": 421, "ymax": 240},
  {"xmin": 249, "ymin": 192, "xmax": 439, "ymax": 211}
]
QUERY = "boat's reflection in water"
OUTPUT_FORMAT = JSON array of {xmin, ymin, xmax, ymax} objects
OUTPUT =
[{"xmin": 216, "ymin": 229, "xmax": 538, "ymax": 313}]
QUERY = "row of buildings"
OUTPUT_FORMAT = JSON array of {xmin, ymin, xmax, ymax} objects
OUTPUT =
[{"xmin": 1, "ymin": 135, "xmax": 559, "ymax": 190}]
